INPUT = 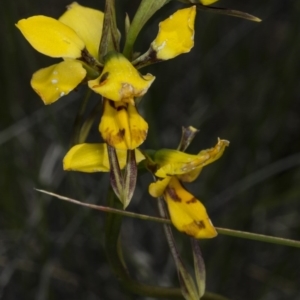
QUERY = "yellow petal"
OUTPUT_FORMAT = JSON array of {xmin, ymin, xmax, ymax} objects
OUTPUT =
[
  {"xmin": 197, "ymin": 138, "xmax": 229, "ymax": 166},
  {"xmin": 63, "ymin": 143, "xmax": 145, "ymax": 173},
  {"xmin": 164, "ymin": 177, "xmax": 217, "ymax": 239},
  {"xmin": 154, "ymin": 138, "xmax": 229, "ymax": 179},
  {"xmin": 59, "ymin": 2, "xmax": 104, "ymax": 59},
  {"xmin": 30, "ymin": 60, "xmax": 86, "ymax": 104},
  {"xmin": 88, "ymin": 52, "xmax": 155, "ymax": 102},
  {"xmin": 16, "ymin": 16, "xmax": 85, "ymax": 58},
  {"xmin": 149, "ymin": 176, "xmax": 171, "ymax": 197},
  {"xmin": 177, "ymin": 168, "xmax": 202, "ymax": 183},
  {"xmin": 151, "ymin": 6, "xmax": 196, "ymax": 60},
  {"xmin": 153, "ymin": 149, "xmax": 209, "ymax": 178},
  {"xmin": 99, "ymin": 100, "xmax": 148, "ymax": 150},
  {"xmin": 200, "ymin": 0, "xmax": 218, "ymax": 5}
]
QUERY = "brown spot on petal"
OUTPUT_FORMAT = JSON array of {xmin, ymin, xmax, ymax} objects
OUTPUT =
[
  {"xmin": 103, "ymin": 129, "xmax": 124, "ymax": 146},
  {"xmin": 108, "ymin": 100, "xmax": 127, "ymax": 111},
  {"xmin": 186, "ymin": 197, "xmax": 197, "ymax": 204},
  {"xmin": 195, "ymin": 220, "xmax": 206, "ymax": 229},
  {"xmin": 116, "ymin": 105, "xmax": 127, "ymax": 111},
  {"xmin": 166, "ymin": 187, "xmax": 181, "ymax": 202},
  {"xmin": 131, "ymin": 129, "xmax": 147, "ymax": 144},
  {"xmin": 99, "ymin": 72, "xmax": 109, "ymax": 83},
  {"xmin": 118, "ymin": 129, "xmax": 125, "ymax": 138}
]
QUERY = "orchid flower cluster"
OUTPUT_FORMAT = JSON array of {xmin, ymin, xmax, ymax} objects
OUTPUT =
[{"xmin": 16, "ymin": 1, "xmax": 260, "ymax": 298}]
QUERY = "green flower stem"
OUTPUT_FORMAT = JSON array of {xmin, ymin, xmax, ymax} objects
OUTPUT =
[
  {"xmin": 71, "ymin": 88, "xmax": 92, "ymax": 145},
  {"xmin": 131, "ymin": 48, "xmax": 155, "ymax": 69},
  {"xmin": 216, "ymin": 227, "xmax": 300, "ymax": 248},
  {"xmin": 122, "ymin": 0, "xmax": 170, "ymax": 59},
  {"xmin": 36, "ymin": 189, "xmax": 300, "ymax": 249}
]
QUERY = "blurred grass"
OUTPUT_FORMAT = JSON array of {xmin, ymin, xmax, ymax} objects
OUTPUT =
[{"xmin": 1, "ymin": 0, "xmax": 300, "ymax": 299}]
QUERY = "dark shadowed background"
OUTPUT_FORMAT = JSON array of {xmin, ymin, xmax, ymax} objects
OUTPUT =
[{"xmin": 1, "ymin": 0, "xmax": 300, "ymax": 299}]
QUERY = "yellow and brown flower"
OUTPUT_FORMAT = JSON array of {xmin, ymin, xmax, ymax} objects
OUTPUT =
[
  {"xmin": 89, "ymin": 52, "xmax": 155, "ymax": 149},
  {"xmin": 147, "ymin": 138, "xmax": 229, "ymax": 239}
]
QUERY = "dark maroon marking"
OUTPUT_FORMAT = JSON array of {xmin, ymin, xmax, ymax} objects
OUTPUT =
[
  {"xmin": 116, "ymin": 105, "xmax": 127, "ymax": 111},
  {"xmin": 195, "ymin": 220, "xmax": 206, "ymax": 229},
  {"xmin": 99, "ymin": 72, "xmax": 109, "ymax": 83},
  {"xmin": 166, "ymin": 187, "xmax": 181, "ymax": 202},
  {"xmin": 108, "ymin": 100, "xmax": 127, "ymax": 111},
  {"xmin": 186, "ymin": 197, "xmax": 197, "ymax": 204},
  {"xmin": 118, "ymin": 129, "xmax": 125, "ymax": 138}
]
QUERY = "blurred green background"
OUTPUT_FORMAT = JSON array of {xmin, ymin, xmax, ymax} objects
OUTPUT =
[{"xmin": 1, "ymin": 0, "xmax": 300, "ymax": 299}]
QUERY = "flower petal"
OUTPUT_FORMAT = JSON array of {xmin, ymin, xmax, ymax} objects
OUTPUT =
[
  {"xmin": 200, "ymin": 0, "xmax": 218, "ymax": 5},
  {"xmin": 153, "ymin": 139, "xmax": 229, "ymax": 179},
  {"xmin": 59, "ymin": 2, "xmax": 104, "ymax": 59},
  {"xmin": 153, "ymin": 149, "xmax": 209, "ymax": 178},
  {"xmin": 151, "ymin": 6, "xmax": 196, "ymax": 60},
  {"xmin": 31, "ymin": 60, "xmax": 86, "ymax": 104},
  {"xmin": 164, "ymin": 177, "xmax": 217, "ymax": 239},
  {"xmin": 178, "ymin": 138, "xmax": 229, "ymax": 182},
  {"xmin": 149, "ymin": 176, "xmax": 171, "ymax": 197},
  {"xmin": 88, "ymin": 52, "xmax": 155, "ymax": 102},
  {"xmin": 99, "ymin": 100, "xmax": 148, "ymax": 150},
  {"xmin": 16, "ymin": 16, "xmax": 85, "ymax": 58},
  {"xmin": 63, "ymin": 143, "xmax": 145, "ymax": 173}
]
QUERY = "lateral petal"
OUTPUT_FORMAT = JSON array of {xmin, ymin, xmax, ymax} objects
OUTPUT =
[
  {"xmin": 30, "ymin": 60, "xmax": 86, "ymax": 104},
  {"xmin": 63, "ymin": 143, "xmax": 145, "ymax": 172}
]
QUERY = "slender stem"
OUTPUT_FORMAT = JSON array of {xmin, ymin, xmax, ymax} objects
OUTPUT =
[
  {"xmin": 216, "ymin": 227, "xmax": 300, "ymax": 248},
  {"xmin": 35, "ymin": 189, "xmax": 300, "ymax": 248}
]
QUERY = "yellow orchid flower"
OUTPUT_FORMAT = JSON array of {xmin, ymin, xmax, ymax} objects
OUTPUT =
[
  {"xmin": 63, "ymin": 143, "xmax": 145, "ymax": 173},
  {"xmin": 151, "ymin": 6, "xmax": 196, "ymax": 60},
  {"xmin": 148, "ymin": 138, "xmax": 229, "ymax": 239},
  {"xmin": 16, "ymin": 2, "xmax": 103, "ymax": 104},
  {"xmin": 89, "ymin": 52, "xmax": 154, "ymax": 150}
]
